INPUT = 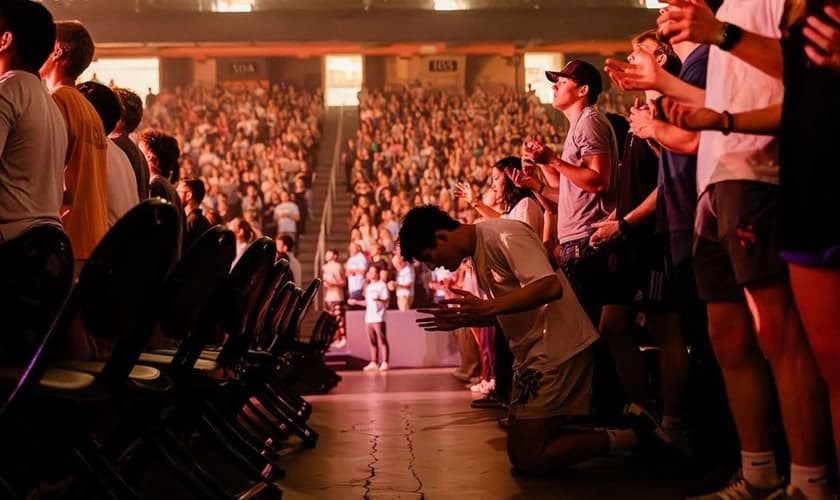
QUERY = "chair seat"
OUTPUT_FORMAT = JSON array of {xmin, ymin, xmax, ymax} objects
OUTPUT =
[
  {"xmin": 57, "ymin": 360, "xmax": 161, "ymax": 381},
  {"xmin": 152, "ymin": 348, "xmax": 221, "ymax": 361},
  {"xmin": 138, "ymin": 352, "xmax": 218, "ymax": 371},
  {"xmin": 0, "ymin": 366, "xmax": 95, "ymax": 391}
]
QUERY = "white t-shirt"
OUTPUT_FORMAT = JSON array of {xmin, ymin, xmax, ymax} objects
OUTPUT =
[
  {"xmin": 106, "ymin": 139, "xmax": 140, "ymax": 227},
  {"xmin": 504, "ymin": 196, "xmax": 543, "ymax": 239},
  {"xmin": 274, "ymin": 201, "xmax": 299, "ymax": 234},
  {"xmin": 346, "ymin": 252, "xmax": 368, "ymax": 293},
  {"xmin": 0, "ymin": 71, "xmax": 66, "ymax": 242},
  {"xmin": 396, "ymin": 264, "xmax": 415, "ymax": 298},
  {"xmin": 697, "ymin": 0, "xmax": 785, "ymax": 194},
  {"xmin": 473, "ymin": 218, "xmax": 599, "ymax": 370},
  {"xmin": 364, "ymin": 280, "xmax": 389, "ymax": 323}
]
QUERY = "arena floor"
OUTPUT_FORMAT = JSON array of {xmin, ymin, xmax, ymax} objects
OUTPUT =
[{"xmin": 276, "ymin": 368, "xmax": 716, "ymax": 500}]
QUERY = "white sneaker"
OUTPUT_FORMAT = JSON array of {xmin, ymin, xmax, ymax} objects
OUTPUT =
[
  {"xmin": 379, "ymin": 362, "xmax": 389, "ymax": 371},
  {"xmin": 362, "ymin": 361, "xmax": 378, "ymax": 371},
  {"xmin": 332, "ymin": 337, "xmax": 346, "ymax": 349},
  {"xmin": 470, "ymin": 379, "xmax": 488, "ymax": 393}
]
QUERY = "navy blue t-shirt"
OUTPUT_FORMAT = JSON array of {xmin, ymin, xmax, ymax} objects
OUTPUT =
[{"xmin": 656, "ymin": 45, "xmax": 709, "ymax": 234}]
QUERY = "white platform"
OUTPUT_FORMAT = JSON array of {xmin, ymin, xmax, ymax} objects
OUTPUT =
[{"xmin": 344, "ymin": 309, "xmax": 461, "ymax": 368}]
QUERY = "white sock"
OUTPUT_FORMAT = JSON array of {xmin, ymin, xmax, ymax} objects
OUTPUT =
[
  {"xmin": 741, "ymin": 450, "xmax": 780, "ymax": 489},
  {"xmin": 607, "ymin": 429, "xmax": 638, "ymax": 451},
  {"xmin": 661, "ymin": 415, "xmax": 684, "ymax": 430},
  {"xmin": 790, "ymin": 463, "xmax": 832, "ymax": 500}
]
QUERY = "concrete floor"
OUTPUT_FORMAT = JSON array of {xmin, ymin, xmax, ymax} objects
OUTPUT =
[{"xmin": 276, "ymin": 368, "xmax": 707, "ymax": 500}]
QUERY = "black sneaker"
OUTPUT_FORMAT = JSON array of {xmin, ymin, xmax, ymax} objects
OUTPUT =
[
  {"xmin": 471, "ymin": 391, "xmax": 505, "ymax": 409},
  {"xmin": 623, "ymin": 402, "xmax": 672, "ymax": 449}
]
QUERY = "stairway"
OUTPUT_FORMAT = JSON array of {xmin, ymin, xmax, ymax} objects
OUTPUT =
[{"xmin": 296, "ymin": 106, "xmax": 358, "ymax": 339}]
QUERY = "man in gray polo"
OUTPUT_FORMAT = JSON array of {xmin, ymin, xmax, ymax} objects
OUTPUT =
[{"xmin": 526, "ymin": 59, "xmax": 618, "ymax": 323}]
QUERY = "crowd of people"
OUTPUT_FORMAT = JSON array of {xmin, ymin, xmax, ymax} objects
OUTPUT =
[
  {"xmin": 325, "ymin": 2, "xmax": 840, "ymax": 499},
  {"xmin": 4, "ymin": 0, "xmax": 840, "ymax": 497}
]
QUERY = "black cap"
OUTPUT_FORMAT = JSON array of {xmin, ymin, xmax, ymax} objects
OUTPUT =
[{"xmin": 545, "ymin": 59, "xmax": 603, "ymax": 97}]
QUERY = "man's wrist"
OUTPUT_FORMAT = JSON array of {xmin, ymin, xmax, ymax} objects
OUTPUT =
[
  {"xmin": 716, "ymin": 22, "xmax": 743, "ymax": 51},
  {"xmin": 537, "ymin": 184, "xmax": 545, "ymax": 195}
]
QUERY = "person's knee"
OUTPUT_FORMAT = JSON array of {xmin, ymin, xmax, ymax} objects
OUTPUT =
[
  {"xmin": 506, "ymin": 443, "xmax": 551, "ymax": 475},
  {"xmin": 708, "ymin": 303, "xmax": 761, "ymax": 368},
  {"xmin": 745, "ymin": 283, "xmax": 806, "ymax": 364}
]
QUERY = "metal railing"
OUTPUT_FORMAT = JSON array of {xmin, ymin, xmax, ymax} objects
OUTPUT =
[{"xmin": 312, "ymin": 106, "xmax": 345, "ymax": 286}]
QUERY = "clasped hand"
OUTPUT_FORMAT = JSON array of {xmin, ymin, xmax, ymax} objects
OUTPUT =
[{"xmin": 416, "ymin": 288, "xmax": 493, "ymax": 332}]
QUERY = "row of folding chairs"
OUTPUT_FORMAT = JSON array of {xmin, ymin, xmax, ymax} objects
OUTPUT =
[{"xmin": 0, "ymin": 199, "xmax": 341, "ymax": 499}]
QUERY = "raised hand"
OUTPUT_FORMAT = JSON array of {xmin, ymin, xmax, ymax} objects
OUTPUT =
[
  {"xmin": 657, "ymin": 0, "xmax": 722, "ymax": 45},
  {"xmin": 804, "ymin": 5, "xmax": 840, "ymax": 72},
  {"xmin": 629, "ymin": 98, "xmax": 657, "ymax": 139},
  {"xmin": 604, "ymin": 45, "xmax": 666, "ymax": 92},
  {"xmin": 508, "ymin": 168, "xmax": 542, "ymax": 192},
  {"xmin": 523, "ymin": 139, "xmax": 557, "ymax": 165},
  {"xmin": 453, "ymin": 181, "xmax": 475, "ymax": 205}
]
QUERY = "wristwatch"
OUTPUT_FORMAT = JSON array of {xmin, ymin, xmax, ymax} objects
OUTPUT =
[
  {"xmin": 618, "ymin": 217, "xmax": 632, "ymax": 236},
  {"xmin": 716, "ymin": 22, "xmax": 743, "ymax": 51}
]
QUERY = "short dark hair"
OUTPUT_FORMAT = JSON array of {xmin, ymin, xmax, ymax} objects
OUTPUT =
[
  {"xmin": 183, "ymin": 178, "xmax": 205, "ymax": 204},
  {"xmin": 139, "ymin": 129, "xmax": 180, "ymax": 182},
  {"xmin": 398, "ymin": 205, "xmax": 460, "ymax": 262},
  {"xmin": 76, "ymin": 81, "xmax": 122, "ymax": 135},
  {"xmin": 634, "ymin": 29, "xmax": 682, "ymax": 76},
  {"xmin": 113, "ymin": 87, "xmax": 144, "ymax": 133},
  {"xmin": 54, "ymin": 20, "xmax": 94, "ymax": 79},
  {"xmin": 279, "ymin": 234, "xmax": 295, "ymax": 252},
  {"xmin": 0, "ymin": 0, "xmax": 55, "ymax": 73}
]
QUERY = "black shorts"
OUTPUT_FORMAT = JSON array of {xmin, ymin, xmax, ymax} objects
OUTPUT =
[
  {"xmin": 692, "ymin": 181, "xmax": 787, "ymax": 302},
  {"xmin": 601, "ymin": 233, "xmax": 675, "ymax": 311}
]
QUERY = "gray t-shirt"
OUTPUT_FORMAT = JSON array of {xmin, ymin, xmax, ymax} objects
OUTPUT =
[{"xmin": 556, "ymin": 106, "xmax": 618, "ymax": 244}]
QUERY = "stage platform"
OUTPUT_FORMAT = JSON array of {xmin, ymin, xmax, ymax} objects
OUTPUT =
[{"xmin": 337, "ymin": 309, "xmax": 461, "ymax": 368}]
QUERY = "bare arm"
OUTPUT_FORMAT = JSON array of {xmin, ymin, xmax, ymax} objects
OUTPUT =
[
  {"xmin": 658, "ymin": 0, "xmax": 783, "ymax": 79},
  {"xmin": 547, "ymin": 153, "xmax": 612, "ymax": 194}
]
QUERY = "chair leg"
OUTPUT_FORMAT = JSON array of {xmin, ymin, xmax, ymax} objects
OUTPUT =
[
  {"xmin": 198, "ymin": 411, "xmax": 285, "ymax": 484},
  {"xmin": 72, "ymin": 438, "xmax": 139, "ymax": 500}
]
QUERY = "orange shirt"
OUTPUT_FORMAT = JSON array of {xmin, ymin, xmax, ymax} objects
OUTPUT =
[{"xmin": 52, "ymin": 86, "xmax": 108, "ymax": 260}]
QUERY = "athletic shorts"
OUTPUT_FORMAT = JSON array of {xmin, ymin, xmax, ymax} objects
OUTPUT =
[
  {"xmin": 509, "ymin": 347, "xmax": 593, "ymax": 420},
  {"xmin": 692, "ymin": 181, "xmax": 787, "ymax": 302}
]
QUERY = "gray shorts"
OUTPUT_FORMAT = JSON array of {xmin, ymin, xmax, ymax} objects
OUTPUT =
[{"xmin": 509, "ymin": 347, "xmax": 593, "ymax": 420}]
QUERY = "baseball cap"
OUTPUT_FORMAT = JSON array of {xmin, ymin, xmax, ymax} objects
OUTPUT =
[{"xmin": 545, "ymin": 59, "xmax": 603, "ymax": 97}]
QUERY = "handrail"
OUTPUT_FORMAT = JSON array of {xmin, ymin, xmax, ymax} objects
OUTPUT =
[{"xmin": 313, "ymin": 105, "xmax": 344, "ymax": 287}]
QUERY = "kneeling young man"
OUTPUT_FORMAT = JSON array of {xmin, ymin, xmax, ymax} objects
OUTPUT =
[{"xmin": 400, "ymin": 205, "xmax": 667, "ymax": 473}]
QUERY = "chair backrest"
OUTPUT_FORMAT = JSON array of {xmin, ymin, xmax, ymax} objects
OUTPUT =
[
  {"xmin": 0, "ymin": 225, "xmax": 73, "ymax": 361},
  {"xmin": 159, "ymin": 226, "xmax": 236, "ymax": 341},
  {"xmin": 3, "ymin": 200, "xmax": 179, "ymax": 408},
  {"xmin": 267, "ymin": 284, "xmax": 301, "ymax": 355},
  {"xmin": 290, "ymin": 278, "xmax": 321, "ymax": 341},
  {"xmin": 215, "ymin": 237, "xmax": 276, "ymax": 368},
  {"xmin": 249, "ymin": 259, "xmax": 291, "ymax": 348},
  {"xmin": 81, "ymin": 200, "xmax": 180, "ymax": 387}
]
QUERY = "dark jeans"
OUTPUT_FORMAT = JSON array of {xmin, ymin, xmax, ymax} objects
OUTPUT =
[{"xmin": 558, "ymin": 235, "xmax": 608, "ymax": 326}]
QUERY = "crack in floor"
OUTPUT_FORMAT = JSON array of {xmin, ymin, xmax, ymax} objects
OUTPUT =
[
  {"xmin": 401, "ymin": 405, "xmax": 425, "ymax": 500},
  {"xmin": 362, "ymin": 419, "xmax": 379, "ymax": 500}
]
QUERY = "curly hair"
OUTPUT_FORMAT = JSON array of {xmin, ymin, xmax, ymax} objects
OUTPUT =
[
  {"xmin": 139, "ymin": 129, "xmax": 181, "ymax": 182},
  {"xmin": 398, "ymin": 205, "xmax": 460, "ymax": 262},
  {"xmin": 113, "ymin": 87, "xmax": 144, "ymax": 133}
]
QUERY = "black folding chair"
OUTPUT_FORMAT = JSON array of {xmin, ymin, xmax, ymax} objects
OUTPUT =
[{"xmin": 0, "ymin": 199, "xmax": 180, "ymax": 499}]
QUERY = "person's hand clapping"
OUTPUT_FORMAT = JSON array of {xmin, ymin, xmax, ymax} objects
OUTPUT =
[
  {"xmin": 604, "ymin": 44, "xmax": 666, "ymax": 92},
  {"xmin": 453, "ymin": 181, "xmax": 475, "ymax": 205},
  {"xmin": 628, "ymin": 97, "xmax": 657, "ymax": 139},
  {"xmin": 523, "ymin": 139, "xmax": 557, "ymax": 165},
  {"xmin": 508, "ymin": 168, "xmax": 542, "ymax": 192}
]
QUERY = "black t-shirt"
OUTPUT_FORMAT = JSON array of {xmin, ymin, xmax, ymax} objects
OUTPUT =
[
  {"xmin": 779, "ymin": 2, "xmax": 840, "ymax": 253},
  {"xmin": 657, "ymin": 45, "xmax": 709, "ymax": 234},
  {"xmin": 617, "ymin": 132, "xmax": 659, "ymax": 234}
]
